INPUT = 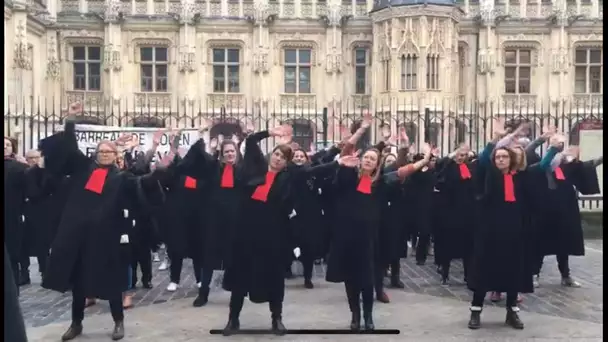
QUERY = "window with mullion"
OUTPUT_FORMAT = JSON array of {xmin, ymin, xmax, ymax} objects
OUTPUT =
[
  {"xmin": 354, "ymin": 48, "xmax": 367, "ymax": 94},
  {"xmin": 140, "ymin": 47, "xmax": 169, "ymax": 92},
  {"xmin": 504, "ymin": 49, "xmax": 531, "ymax": 94},
  {"xmin": 574, "ymin": 47, "xmax": 602, "ymax": 94},
  {"xmin": 284, "ymin": 48, "xmax": 312, "ymax": 94},
  {"xmin": 212, "ymin": 48, "xmax": 240, "ymax": 93},
  {"xmin": 72, "ymin": 46, "xmax": 102, "ymax": 91}
]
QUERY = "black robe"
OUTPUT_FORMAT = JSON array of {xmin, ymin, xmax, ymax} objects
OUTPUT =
[
  {"xmin": 221, "ymin": 131, "xmax": 294, "ymax": 303},
  {"xmin": 533, "ymin": 160, "xmax": 601, "ymax": 257},
  {"xmin": 433, "ymin": 159, "xmax": 478, "ymax": 264},
  {"xmin": 4, "ymin": 244, "xmax": 27, "ymax": 342},
  {"xmin": 38, "ymin": 123, "xmax": 165, "ymax": 300},
  {"xmin": 467, "ymin": 161, "xmax": 537, "ymax": 294},
  {"xmin": 378, "ymin": 163, "xmax": 408, "ymax": 264},
  {"xmin": 4, "ymin": 158, "xmax": 28, "ymax": 263},
  {"xmin": 326, "ymin": 166, "xmax": 401, "ymax": 289}
]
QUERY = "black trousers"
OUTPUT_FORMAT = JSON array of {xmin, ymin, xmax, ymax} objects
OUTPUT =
[
  {"xmin": 345, "ymin": 281, "xmax": 373, "ymax": 314},
  {"xmin": 228, "ymin": 291, "xmax": 283, "ymax": 320},
  {"xmin": 471, "ymin": 291, "xmax": 518, "ymax": 309},
  {"xmin": 415, "ymin": 233, "xmax": 431, "ymax": 263},
  {"xmin": 441, "ymin": 257, "xmax": 470, "ymax": 281},
  {"xmin": 169, "ymin": 250, "xmax": 201, "ymax": 284},
  {"xmin": 535, "ymin": 255, "xmax": 570, "ymax": 277},
  {"xmin": 131, "ymin": 241, "xmax": 152, "ymax": 285},
  {"xmin": 71, "ymin": 263, "xmax": 123, "ymax": 323}
]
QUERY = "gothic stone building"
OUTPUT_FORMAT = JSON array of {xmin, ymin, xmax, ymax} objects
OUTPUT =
[{"xmin": 3, "ymin": 0, "xmax": 604, "ymax": 152}]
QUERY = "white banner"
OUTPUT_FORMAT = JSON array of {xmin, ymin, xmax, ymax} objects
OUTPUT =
[{"xmin": 74, "ymin": 124, "xmax": 201, "ymax": 162}]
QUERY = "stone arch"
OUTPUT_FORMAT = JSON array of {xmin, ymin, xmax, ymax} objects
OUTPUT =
[
  {"xmin": 131, "ymin": 116, "xmax": 165, "ymax": 128},
  {"xmin": 569, "ymin": 118, "xmax": 603, "ymax": 146},
  {"xmin": 209, "ymin": 117, "xmax": 244, "ymax": 141},
  {"xmin": 283, "ymin": 118, "xmax": 316, "ymax": 151}
]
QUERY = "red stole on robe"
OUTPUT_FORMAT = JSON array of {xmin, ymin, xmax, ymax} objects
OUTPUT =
[
  {"xmin": 251, "ymin": 171, "xmax": 277, "ymax": 202},
  {"xmin": 459, "ymin": 163, "xmax": 472, "ymax": 180},
  {"xmin": 84, "ymin": 168, "xmax": 109, "ymax": 194},
  {"xmin": 184, "ymin": 176, "xmax": 197, "ymax": 189},
  {"xmin": 356, "ymin": 174, "xmax": 373, "ymax": 194},
  {"xmin": 504, "ymin": 171, "xmax": 516, "ymax": 202},
  {"xmin": 554, "ymin": 167, "xmax": 566, "ymax": 180},
  {"xmin": 220, "ymin": 164, "xmax": 234, "ymax": 188}
]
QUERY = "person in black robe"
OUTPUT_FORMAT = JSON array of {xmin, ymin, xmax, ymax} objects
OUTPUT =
[
  {"xmin": 433, "ymin": 145, "xmax": 477, "ymax": 285},
  {"xmin": 529, "ymin": 142, "xmax": 602, "ymax": 288},
  {"xmin": 466, "ymin": 131, "xmax": 560, "ymax": 330},
  {"xmin": 4, "ymin": 244, "xmax": 28, "ymax": 342},
  {"xmin": 38, "ymin": 122, "xmax": 170, "ymax": 341},
  {"xmin": 219, "ymin": 126, "xmax": 295, "ymax": 335},
  {"xmin": 4, "ymin": 137, "xmax": 28, "ymax": 292},
  {"xmin": 288, "ymin": 147, "xmax": 339, "ymax": 289},
  {"xmin": 327, "ymin": 143, "xmax": 434, "ymax": 331},
  {"xmin": 411, "ymin": 153, "xmax": 438, "ymax": 265},
  {"xmin": 185, "ymin": 134, "xmax": 243, "ymax": 307}
]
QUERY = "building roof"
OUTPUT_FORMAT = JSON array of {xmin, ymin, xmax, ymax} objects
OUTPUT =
[{"xmin": 371, "ymin": 0, "xmax": 457, "ymax": 12}]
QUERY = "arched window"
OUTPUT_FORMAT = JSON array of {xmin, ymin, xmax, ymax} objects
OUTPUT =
[
  {"xmin": 569, "ymin": 119, "xmax": 603, "ymax": 145},
  {"xmin": 427, "ymin": 122, "xmax": 442, "ymax": 147},
  {"xmin": 350, "ymin": 120, "xmax": 371, "ymax": 151},
  {"xmin": 403, "ymin": 122, "xmax": 417, "ymax": 145},
  {"xmin": 132, "ymin": 116, "xmax": 165, "ymax": 128},
  {"xmin": 210, "ymin": 119, "xmax": 243, "ymax": 141},
  {"xmin": 289, "ymin": 119, "xmax": 315, "ymax": 151}
]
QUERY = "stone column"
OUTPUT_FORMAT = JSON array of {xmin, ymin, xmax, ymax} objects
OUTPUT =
[
  {"xmin": 177, "ymin": 0, "xmax": 199, "ymax": 109},
  {"xmin": 11, "ymin": 1, "xmax": 30, "ymax": 113},
  {"xmin": 324, "ymin": 2, "xmax": 345, "ymax": 104},
  {"xmin": 251, "ymin": 0, "xmax": 271, "ymax": 104},
  {"xmin": 477, "ymin": 0, "xmax": 497, "ymax": 103},
  {"xmin": 103, "ymin": 0, "xmax": 124, "ymax": 112}
]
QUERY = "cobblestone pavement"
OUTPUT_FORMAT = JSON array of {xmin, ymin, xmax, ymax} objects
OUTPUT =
[{"xmin": 21, "ymin": 240, "xmax": 603, "ymax": 335}]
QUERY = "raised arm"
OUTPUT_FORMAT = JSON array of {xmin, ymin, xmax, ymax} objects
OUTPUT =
[
  {"xmin": 385, "ymin": 143, "xmax": 432, "ymax": 183},
  {"xmin": 38, "ymin": 121, "xmax": 90, "ymax": 176}
]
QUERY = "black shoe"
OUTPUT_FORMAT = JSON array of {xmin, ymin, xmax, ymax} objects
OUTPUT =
[
  {"xmin": 111, "ymin": 321, "xmax": 125, "ymax": 340},
  {"xmin": 441, "ymin": 277, "xmax": 449, "ymax": 286},
  {"xmin": 363, "ymin": 312, "xmax": 375, "ymax": 330},
  {"xmin": 304, "ymin": 279, "xmax": 314, "ymax": 289},
  {"xmin": 142, "ymin": 281, "xmax": 153, "ymax": 289},
  {"xmin": 271, "ymin": 318, "xmax": 286, "ymax": 336},
  {"xmin": 192, "ymin": 287, "xmax": 210, "ymax": 307},
  {"xmin": 468, "ymin": 311, "xmax": 481, "ymax": 330},
  {"xmin": 389, "ymin": 278, "xmax": 405, "ymax": 289},
  {"xmin": 61, "ymin": 322, "xmax": 83, "ymax": 341},
  {"xmin": 505, "ymin": 310, "xmax": 524, "ymax": 329},
  {"xmin": 350, "ymin": 312, "xmax": 361, "ymax": 331},
  {"xmin": 222, "ymin": 318, "xmax": 240, "ymax": 336},
  {"xmin": 376, "ymin": 291, "xmax": 390, "ymax": 303}
]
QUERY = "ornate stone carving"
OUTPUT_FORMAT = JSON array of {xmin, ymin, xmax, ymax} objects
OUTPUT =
[
  {"xmin": 103, "ymin": 44, "xmax": 122, "ymax": 72},
  {"xmin": 248, "ymin": 0, "xmax": 274, "ymax": 26},
  {"xmin": 370, "ymin": 4, "xmax": 462, "ymax": 23},
  {"xmin": 479, "ymin": 0, "xmax": 496, "ymax": 25},
  {"xmin": 551, "ymin": 48, "xmax": 568, "ymax": 74},
  {"xmin": 178, "ymin": 51, "xmax": 196, "ymax": 73},
  {"xmin": 170, "ymin": 0, "xmax": 201, "ymax": 25},
  {"xmin": 102, "ymin": 0, "xmax": 123, "ymax": 23},
  {"xmin": 325, "ymin": 48, "xmax": 342, "ymax": 73},
  {"xmin": 46, "ymin": 34, "xmax": 60, "ymax": 79},
  {"xmin": 14, "ymin": 21, "xmax": 32, "ymax": 70},
  {"xmin": 254, "ymin": 48, "xmax": 270, "ymax": 74}
]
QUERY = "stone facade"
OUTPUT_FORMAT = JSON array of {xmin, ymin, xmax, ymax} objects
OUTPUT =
[{"xmin": 3, "ymin": 0, "xmax": 604, "ymax": 144}]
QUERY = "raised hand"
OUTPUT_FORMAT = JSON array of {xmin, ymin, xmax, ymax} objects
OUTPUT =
[
  {"xmin": 399, "ymin": 127, "xmax": 410, "ymax": 145},
  {"xmin": 381, "ymin": 125, "xmax": 391, "ymax": 140},
  {"xmin": 421, "ymin": 143, "xmax": 432, "ymax": 157},
  {"xmin": 360, "ymin": 112, "xmax": 373, "ymax": 129},
  {"xmin": 431, "ymin": 147, "xmax": 440, "ymax": 156},
  {"xmin": 199, "ymin": 118, "xmax": 212, "ymax": 133},
  {"xmin": 67, "ymin": 102, "xmax": 83, "ymax": 117},
  {"xmin": 152, "ymin": 129, "xmax": 165, "ymax": 146},
  {"xmin": 309, "ymin": 142, "xmax": 316, "ymax": 154},
  {"xmin": 492, "ymin": 117, "xmax": 508, "ymax": 141},
  {"xmin": 541, "ymin": 124, "xmax": 556, "ymax": 139},
  {"xmin": 231, "ymin": 134, "xmax": 240, "ymax": 144},
  {"xmin": 114, "ymin": 133, "xmax": 133, "ymax": 146},
  {"xmin": 124, "ymin": 135, "xmax": 140, "ymax": 150},
  {"xmin": 209, "ymin": 138, "xmax": 218, "ymax": 150},
  {"xmin": 270, "ymin": 124, "xmax": 293, "ymax": 137},
  {"xmin": 217, "ymin": 134, "xmax": 225, "ymax": 143},
  {"xmin": 338, "ymin": 154, "xmax": 360, "ymax": 168},
  {"xmin": 549, "ymin": 133, "xmax": 566, "ymax": 147}
]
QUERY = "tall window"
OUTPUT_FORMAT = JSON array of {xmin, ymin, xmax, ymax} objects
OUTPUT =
[
  {"xmin": 574, "ymin": 48, "xmax": 602, "ymax": 94},
  {"xmin": 354, "ymin": 48, "xmax": 367, "ymax": 94},
  {"xmin": 400, "ymin": 54, "xmax": 418, "ymax": 90},
  {"xmin": 458, "ymin": 47, "xmax": 465, "ymax": 94},
  {"xmin": 426, "ymin": 55, "xmax": 440, "ymax": 90},
  {"xmin": 284, "ymin": 49, "xmax": 311, "ymax": 93},
  {"xmin": 213, "ymin": 48, "xmax": 240, "ymax": 93},
  {"xmin": 383, "ymin": 58, "xmax": 390, "ymax": 91},
  {"xmin": 140, "ymin": 47, "xmax": 168, "ymax": 92},
  {"xmin": 73, "ymin": 46, "xmax": 101, "ymax": 91},
  {"xmin": 504, "ymin": 49, "xmax": 531, "ymax": 94}
]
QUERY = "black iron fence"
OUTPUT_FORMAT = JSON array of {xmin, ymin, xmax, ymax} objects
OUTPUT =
[{"xmin": 3, "ymin": 96, "xmax": 603, "ymax": 211}]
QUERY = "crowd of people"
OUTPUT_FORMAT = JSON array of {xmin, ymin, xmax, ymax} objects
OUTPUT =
[{"xmin": 3, "ymin": 114, "xmax": 602, "ymax": 341}]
